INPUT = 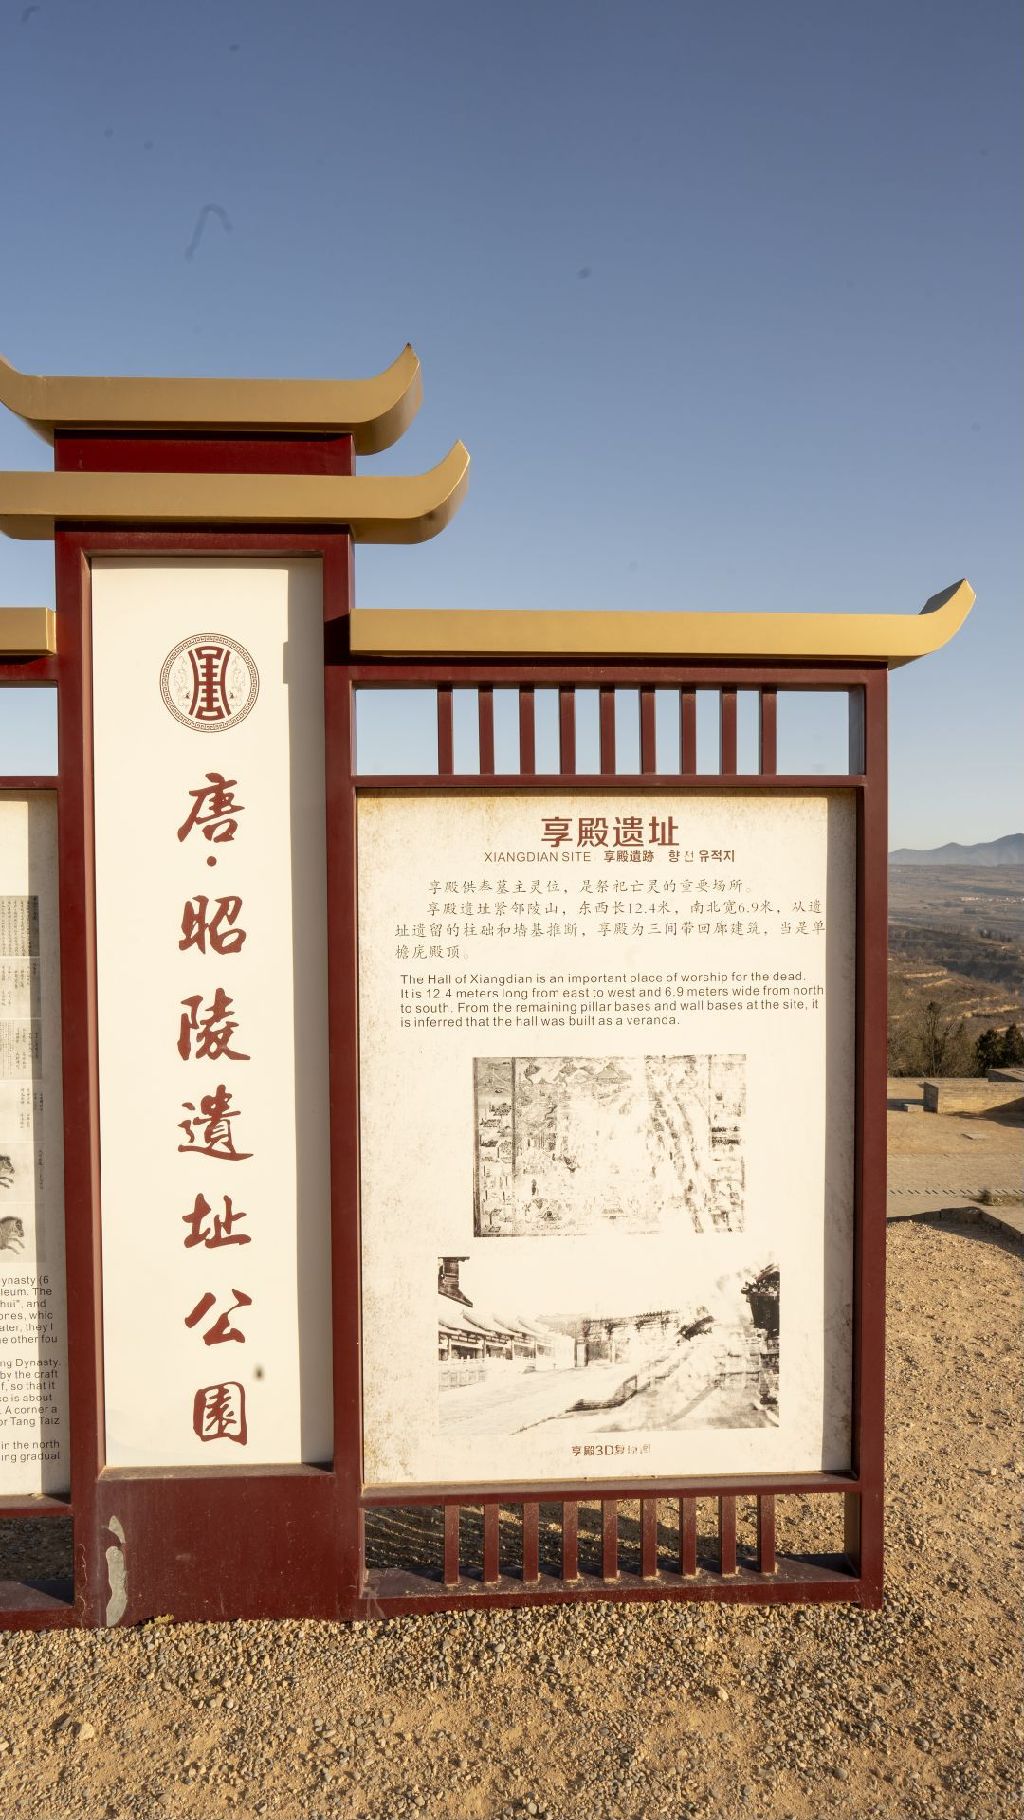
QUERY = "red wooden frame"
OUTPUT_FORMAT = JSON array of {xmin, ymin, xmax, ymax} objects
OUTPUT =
[
  {"xmin": 347, "ymin": 665, "xmax": 886, "ymax": 1613},
  {"xmin": 0, "ymin": 428, "xmax": 887, "ymax": 1625},
  {"xmin": 51, "ymin": 525, "xmax": 357, "ymax": 1625}
]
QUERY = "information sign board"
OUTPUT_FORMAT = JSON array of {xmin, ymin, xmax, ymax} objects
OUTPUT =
[
  {"xmin": 358, "ymin": 789, "xmax": 855, "ymax": 1489},
  {"xmin": 90, "ymin": 560, "xmax": 333, "ymax": 1467},
  {"xmin": 0, "ymin": 791, "xmax": 69, "ymax": 1495}
]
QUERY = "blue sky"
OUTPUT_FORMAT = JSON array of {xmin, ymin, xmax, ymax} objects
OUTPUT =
[{"xmin": 0, "ymin": 0, "xmax": 1019, "ymax": 846}]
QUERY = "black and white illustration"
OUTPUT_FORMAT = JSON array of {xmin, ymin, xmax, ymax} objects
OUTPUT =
[
  {"xmin": 0, "ymin": 1209, "xmax": 26, "ymax": 1255},
  {"xmin": 0, "ymin": 1142, "xmax": 42, "ymax": 1259},
  {"xmin": 474, "ymin": 1054, "xmax": 745, "ymax": 1237},
  {"xmin": 0, "ymin": 805, "xmax": 70, "ymax": 1496},
  {"xmin": 0, "ymin": 908, "xmax": 45, "ymax": 1269},
  {"xmin": 438, "ymin": 1254, "xmax": 779, "ymax": 1438}
]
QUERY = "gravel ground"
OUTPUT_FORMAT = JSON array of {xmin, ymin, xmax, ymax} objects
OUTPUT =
[{"xmin": 0, "ymin": 1214, "xmax": 1021, "ymax": 1820}]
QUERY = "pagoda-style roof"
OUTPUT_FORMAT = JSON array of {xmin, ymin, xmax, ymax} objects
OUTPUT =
[
  {"xmin": 0, "ymin": 443, "xmax": 469, "ymax": 543},
  {"xmin": 0, "ymin": 345, "xmax": 422, "ymax": 452},
  {"xmin": 0, "ymin": 579, "xmax": 974, "ymax": 664},
  {"xmin": 349, "ymin": 580, "xmax": 976, "ymax": 669}
]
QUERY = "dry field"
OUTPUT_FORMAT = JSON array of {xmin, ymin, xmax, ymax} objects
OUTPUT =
[
  {"xmin": 888, "ymin": 864, "xmax": 1024, "ymax": 1040},
  {"xmin": 0, "ymin": 1212, "xmax": 1021, "ymax": 1820}
]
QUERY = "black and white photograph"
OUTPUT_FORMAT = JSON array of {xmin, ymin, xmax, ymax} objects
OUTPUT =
[
  {"xmin": 473, "ymin": 1054, "xmax": 746, "ymax": 1237},
  {"xmin": 0, "ymin": 1114, "xmax": 45, "ymax": 1264},
  {"xmin": 437, "ymin": 1253, "xmax": 779, "ymax": 1439}
]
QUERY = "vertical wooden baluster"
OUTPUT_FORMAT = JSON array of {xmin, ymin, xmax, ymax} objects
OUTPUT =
[
  {"xmin": 559, "ymin": 687, "xmax": 576, "ymax": 774},
  {"xmin": 483, "ymin": 1503, "xmax": 500, "ymax": 1585},
  {"xmin": 680, "ymin": 689, "xmax": 697, "ymax": 775},
  {"xmin": 522, "ymin": 1502, "xmax": 540, "ymax": 1584},
  {"xmin": 602, "ymin": 1500, "xmax": 619, "ymax": 1581},
  {"xmin": 599, "ymin": 687, "xmax": 616, "ymax": 774},
  {"xmin": 758, "ymin": 687, "xmax": 777, "ymax": 776},
  {"xmin": 443, "ymin": 1504, "xmax": 460, "ymax": 1587},
  {"xmin": 679, "ymin": 1497, "xmax": 697, "ymax": 1576},
  {"xmin": 720, "ymin": 689, "xmax": 738, "ymax": 775},
  {"xmin": 437, "ymin": 686, "xmax": 454, "ymax": 776},
  {"xmin": 756, "ymin": 1495, "xmax": 777, "ymax": 1575},
  {"xmin": 562, "ymin": 1501, "xmax": 579, "ymax": 1581},
  {"xmin": 640, "ymin": 1498, "xmax": 658, "ymax": 1580},
  {"xmin": 718, "ymin": 1495, "xmax": 737, "ymax": 1576},
  {"xmin": 478, "ymin": 686, "xmax": 495, "ymax": 776},
  {"xmin": 639, "ymin": 687, "xmax": 656, "ymax": 774},
  {"xmin": 519, "ymin": 687, "xmax": 536, "ymax": 775}
]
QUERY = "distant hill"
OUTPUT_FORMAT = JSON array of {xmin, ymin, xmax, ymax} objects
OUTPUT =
[{"xmin": 889, "ymin": 834, "xmax": 1024, "ymax": 867}]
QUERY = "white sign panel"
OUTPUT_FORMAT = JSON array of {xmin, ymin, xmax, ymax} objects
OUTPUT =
[
  {"xmin": 92, "ymin": 560, "xmax": 332, "ymax": 1467},
  {"xmin": 0, "ymin": 791, "xmax": 69, "ymax": 1495},
  {"xmin": 358, "ymin": 790, "xmax": 855, "ymax": 1488}
]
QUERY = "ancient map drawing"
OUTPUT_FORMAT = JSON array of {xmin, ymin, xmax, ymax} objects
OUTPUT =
[
  {"xmin": 438, "ymin": 1255, "xmax": 779, "ymax": 1438},
  {"xmin": 473, "ymin": 1054, "xmax": 745, "ymax": 1237}
]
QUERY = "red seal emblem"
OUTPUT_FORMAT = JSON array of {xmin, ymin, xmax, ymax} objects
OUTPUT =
[{"xmin": 160, "ymin": 634, "xmax": 259, "ymax": 733}]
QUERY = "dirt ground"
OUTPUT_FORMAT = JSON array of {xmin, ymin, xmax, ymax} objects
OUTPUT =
[
  {"xmin": 0, "ymin": 1212, "xmax": 1020, "ymax": 1819},
  {"xmin": 885, "ymin": 1093, "xmax": 1022, "ymax": 1225}
]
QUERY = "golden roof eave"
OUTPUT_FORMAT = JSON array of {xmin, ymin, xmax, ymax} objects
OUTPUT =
[
  {"xmin": 349, "ymin": 580, "xmax": 975, "ymax": 669},
  {"xmin": 0, "ymin": 584, "xmax": 974, "ymax": 667},
  {"xmin": 0, "ymin": 345, "xmax": 422, "ymax": 453},
  {"xmin": 0, "ymin": 443, "xmax": 469, "ymax": 543},
  {"xmin": 0, "ymin": 607, "xmax": 56, "ymax": 655}
]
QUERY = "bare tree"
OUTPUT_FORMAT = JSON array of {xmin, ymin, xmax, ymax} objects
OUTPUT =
[{"xmin": 888, "ymin": 995, "xmax": 973, "ymax": 1078}]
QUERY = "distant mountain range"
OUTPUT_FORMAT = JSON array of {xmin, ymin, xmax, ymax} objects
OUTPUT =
[{"xmin": 888, "ymin": 833, "xmax": 1024, "ymax": 867}]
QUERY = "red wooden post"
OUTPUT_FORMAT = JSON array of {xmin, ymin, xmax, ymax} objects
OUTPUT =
[
  {"xmin": 562, "ymin": 1501, "xmax": 579, "ymax": 1581},
  {"xmin": 522, "ymin": 1502, "xmax": 540, "ymax": 1584},
  {"xmin": 758, "ymin": 688, "xmax": 777, "ymax": 775},
  {"xmin": 599, "ymin": 687, "xmax": 616, "ymax": 773},
  {"xmin": 483, "ymin": 1504, "xmax": 500, "ymax": 1584},
  {"xmin": 679, "ymin": 687, "xmax": 697, "ymax": 774},
  {"xmin": 639, "ymin": 687, "xmax": 656, "ymax": 773},
  {"xmin": 679, "ymin": 1497, "xmax": 697, "ymax": 1576},
  {"xmin": 53, "ymin": 537, "xmax": 104, "ymax": 1626},
  {"xmin": 519, "ymin": 687, "xmax": 536, "ymax": 774},
  {"xmin": 640, "ymin": 1499, "xmax": 659, "ymax": 1580},
  {"xmin": 720, "ymin": 688, "xmax": 738, "ymax": 774},
  {"xmin": 444, "ymin": 1505, "xmax": 460, "ymax": 1587},
  {"xmin": 757, "ymin": 1496, "xmax": 777, "ymax": 1575},
  {"xmin": 602, "ymin": 1500, "xmax": 619, "ymax": 1582},
  {"xmin": 718, "ymin": 1496, "xmax": 738, "ymax": 1576},
  {"xmin": 847, "ymin": 667, "xmax": 888, "ymax": 1607},
  {"xmin": 478, "ymin": 687, "xmax": 495, "ymax": 775},
  {"xmin": 558, "ymin": 686, "xmax": 577, "ymax": 774},
  {"xmin": 437, "ymin": 686, "xmax": 454, "ymax": 774}
]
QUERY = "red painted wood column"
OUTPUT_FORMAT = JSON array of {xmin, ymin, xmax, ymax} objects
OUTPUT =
[{"xmin": 53, "ymin": 430, "xmax": 359, "ymax": 1623}]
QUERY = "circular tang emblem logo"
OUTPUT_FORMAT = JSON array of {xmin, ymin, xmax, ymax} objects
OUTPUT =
[{"xmin": 159, "ymin": 633, "xmax": 260, "ymax": 733}]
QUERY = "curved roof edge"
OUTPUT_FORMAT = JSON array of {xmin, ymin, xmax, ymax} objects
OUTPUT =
[
  {"xmin": 0, "ymin": 345, "xmax": 423, "ymax": 453},
  {"xmin": 0, "ymin": 583, "xmax": 973, "ymax": 666},
  {"xmin": 349, "ymin": 581, "xmax": 976, "ymax": 668},
  {"xmin": 0, "ymin": 443, "xmax": 469, "ymax": 544}
]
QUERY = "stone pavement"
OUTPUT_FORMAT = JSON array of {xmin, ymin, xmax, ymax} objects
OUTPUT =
[{"xmin": 886, "ymin": 1079, "xmax": 1023, "ymax": 1237}]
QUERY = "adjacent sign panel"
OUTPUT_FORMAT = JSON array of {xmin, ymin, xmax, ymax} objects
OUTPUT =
[
  {"xmin": 359, "ymin": 790, "xmax": 855, "ymax": 1488},
  {"xmin": 0, "ymin": 791, "xmax": 69, "ymax": 1495},
  {"xmin": 92, "ymin": 560, "xmax": 333, "ymax": 1466}
]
